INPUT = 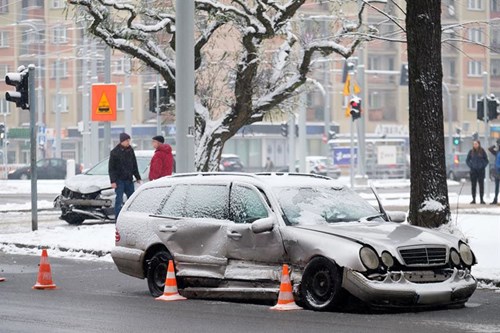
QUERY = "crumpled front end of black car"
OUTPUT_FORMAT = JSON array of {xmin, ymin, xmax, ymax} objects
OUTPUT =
[{"xmin": 54, "ymin": 187, "xmax": 114, "ymax": 225}]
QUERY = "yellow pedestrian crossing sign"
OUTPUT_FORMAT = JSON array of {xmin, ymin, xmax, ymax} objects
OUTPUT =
[{"xmin": 92, "ymin": 84, "xmax": 117, "ymax": 121}]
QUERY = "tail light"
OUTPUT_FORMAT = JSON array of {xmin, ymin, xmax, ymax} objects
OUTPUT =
[
  {"xmin": 80, "ymin": 164, "xmax": 84, "ymax": 173},
  {"xmin": 115, "ymin": 228, "xmax": 121, "ymax": 243},
  {"xmin": 223, "ymin": 161, "xmax": 231, "ymax": 167},
  {"xmin": 454, "ymin": 154, "xmax": 459, "ymax": 165}
]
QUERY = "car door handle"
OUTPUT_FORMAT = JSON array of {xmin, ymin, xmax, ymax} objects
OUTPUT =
[
  {"xmin": 227, "ymin": 230, "xmax": 242, "ymax": 239},
  {"xmin": 159, "ymin": 225, "xmax": 177, "ymax": 233}
]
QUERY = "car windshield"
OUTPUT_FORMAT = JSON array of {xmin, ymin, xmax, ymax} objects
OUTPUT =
[
  {"xmin": 86, "ymin": 156, "xmax": 151, "ymax": 175},
  {"xmin": 273, "ymin": 186, "xmax": 380, "ymax": 225}
]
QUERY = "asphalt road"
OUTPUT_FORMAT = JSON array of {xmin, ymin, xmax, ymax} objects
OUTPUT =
[{"xmin": 0, "ymin": 253, "xmax": 499, "ymax": 333}]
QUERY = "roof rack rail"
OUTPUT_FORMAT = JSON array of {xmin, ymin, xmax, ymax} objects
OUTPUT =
[
  {"xmin": 170, "ymin": 172, "xmax": 259, "ymax": 179},
  {"xmin": 255, "ymin": 172, "xmax": 332, "ymax": 180}
]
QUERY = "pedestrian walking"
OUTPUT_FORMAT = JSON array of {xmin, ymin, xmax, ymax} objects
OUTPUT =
[
  {"xmin": 488, "ymin": 139, "xmax": 500, "ymax": 205},
  {"xmin": 149, "ymin": 135, "xmax": 174, "ymax": 180},
  {"xmin": 264, "ymin": 157, "xmax": 274, "ymax": 172},
  {"xmin": 109, "ymin": 132, "xmax": 141, "ymax": 219},
  {"xmin": 466, "ymin": 140, "xmax": 489, "ymax": 204}
]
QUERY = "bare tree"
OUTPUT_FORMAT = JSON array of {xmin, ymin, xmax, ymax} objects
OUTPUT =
[
  {"xmin": 66, "ymin": 0, "xmax": 378, "ymax": 171},
  {"xmin": 406, "ymin": 0, "xmax": 450, "ymax": 227}
]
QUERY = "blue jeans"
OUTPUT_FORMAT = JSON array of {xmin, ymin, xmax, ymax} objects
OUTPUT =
[{"xmin": 114, "ymin": 179, "xmax": 135, "ymax": 219}]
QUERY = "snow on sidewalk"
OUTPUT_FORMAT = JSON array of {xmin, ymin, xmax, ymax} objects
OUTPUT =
[{"xmin": 0, "ymin": 180, "xmax": 65, "ymax": 195}]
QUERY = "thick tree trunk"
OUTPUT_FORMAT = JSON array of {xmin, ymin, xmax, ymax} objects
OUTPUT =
[{"xmin": 406, "ymin": 1, "xmax": 450, "ymax": 227}]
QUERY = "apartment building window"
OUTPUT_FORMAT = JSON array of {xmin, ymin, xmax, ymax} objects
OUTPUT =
[
  {"xmin": 51, "ymin": 26, "xmax": 67, "ymax": 44},
  {"xmin": 52, "ymin": 94, "xmax": 69, "ymax": 113},
  {"xmin": 368, "ymin": 56, "xmax": 381, "ymax": 70},
  {"xmin": 0, "ymin": 0, "xmax": 8, "ymax": 14},
  {"xmin": 0, "ymin": 31, "xmax": 8, "ymax": 47},
  {"xmin": 51, "ymin": 0, "xmax": 66, "ymax": 9},
  {"xmin": 0, "ymin": 64, "xmax": 8, "ymax": 77},
  {"xmin": 22, "ymin": 0, "xmax": 43, "ymax": 8},
  {"xmin": 117, "ymin": 92, "xmax": 124, "ymax": 110},
  {"xmin": 492, "ymin": 60, "xmax": 500, "ymax": 77},
  {"xmin": 468, "ymin": 28, "xmax": 483, "ymax": 43},
  {"xmin": 467, "ymin": 93, "xmax": 482, "ymax": 110},
  {"xmin": 51, "ymin": 61, "xmax": 68, "ymax": 78},
  {"xmin": 467, "ymin": 0, "xmax": 483, "ymax": 10},
  {"xmin": 467, "ymin": 61, "xmax": 482, "ymax": 76},
  {"xmin": 113, "ymin": 58, "xmax": 125, "ymax": 74},
  {"xmin": 492, "ymin": 0, "xmax": 500, "ymax": 12},
  {"xmin": 0, "ymin": 98, "xmax": 10, "ymax": 114},
  {"xmin": 368, "ymin": 92, "xmax": 382, "ymax": 109}
]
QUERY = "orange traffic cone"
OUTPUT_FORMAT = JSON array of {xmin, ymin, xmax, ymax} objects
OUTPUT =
[
  {"xmin": 155, "ymin": 260, "xmax": 186, "ymax": 302},
  {"xmin": 32, "ymin": 249, "xmax": 57, "ymax": 290},
  {"xmin": 270, "ymin": 264, "xmax": 302, "ymax": 311}
]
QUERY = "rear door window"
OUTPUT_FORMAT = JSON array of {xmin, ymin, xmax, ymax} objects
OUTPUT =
[
  {"xmin": 184, "ymin": 184, "xmax": 229, "ymax": 219},
  {"xmin": 127, "ymin": 186, "xmax": 172, "ymax": 214}
]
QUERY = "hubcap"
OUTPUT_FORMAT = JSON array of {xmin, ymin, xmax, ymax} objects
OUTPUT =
[{"xmin": 154, "ymin": 263, "xmax": 167, "ymax": 287}]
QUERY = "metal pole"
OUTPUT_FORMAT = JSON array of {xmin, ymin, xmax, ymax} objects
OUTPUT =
[
  {"xmin": 288, "ymin": 112, "xmax": 296, "ymax": 172},
  {"xmin": 28, "ymin": 65, "xmax": 38, "ymax": 231},
  {"xmin": 55, "ymin": 57, "xmax": 61, "ymax": 158},
  {"xmin": 357, "ymin": 50, "xmax": 367, "ymax": 178},
  {"xmin": 323, "ymin": 59, "xmax": 331, "ymax": 158},
  {"xmin": 103, "ymin": 46, "xmax": 111, "ymax": 155},
  {"xmin": 37, "ymin": 31, "xmax": 44, "ymax": 159},
  {"xmin": 483, "ymin": 71, "xmax": 490, "ymax": 199},
  {"xmin": 3, "ymin": 113, "xmax": 7, "ymax": 179},
  {"xmin": 82, "ymin": 34, "xmax": 91, "ymax": 168},
  {"xmin": 90, "ymin": 42, "xmax": 99, "ymax": 165},
  {"xmin": 156, "ymin": 74, "xmax": 161, "ymax": 135},
  {"xmin": 175, "ymin": 0, "xmax": 195, "ymax": 172},
  {"xmin": 298, "ymin": 91, "xmax": 307, "ymax": 173},
  {"xmin": 124, "ymin": 57, "xmax": 132, "ymax": 135},
  {"xmin": 350, "ymin": 118, "xmax": 354, "ymax": 189},
  {"xmin": 443, "ymin": 82, "xmax": 453, "ymax": 165}
]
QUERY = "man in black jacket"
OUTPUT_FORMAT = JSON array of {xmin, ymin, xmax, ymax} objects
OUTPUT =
[{"xmin": 109, "ymin": 132, "xmax": 141, "ymax": 219}]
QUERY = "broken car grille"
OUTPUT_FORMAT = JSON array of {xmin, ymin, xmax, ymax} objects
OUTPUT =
[{"xmin": 398, "ymin": 247, "xmax": 447, "ymax": 266}]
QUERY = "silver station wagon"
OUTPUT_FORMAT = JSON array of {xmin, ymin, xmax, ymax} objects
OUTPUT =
[{"xmin": 112, "ymin": 173, "xmax": 477, "ymax": 310}]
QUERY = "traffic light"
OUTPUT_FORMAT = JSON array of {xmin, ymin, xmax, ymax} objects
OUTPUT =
[
  {"xmin": 280, "ymin": 123, "xmax": 288, "ymax": 137},
  {"xmin": 328, "ymin": 130, "xmax": 337, "ymax": 141},
  {"xmin": 5, "ymin": 66, "xmax": 30, "ymax": 110},
  {"xmin": 400, "ymin": 64, "xmax": 409, "ymax": 86},
  {"xmin": 452, "ymin": 136, "xmax": 460, "ymax": 146},
  {"xmin": 0, "ymin": 123, "xmax": 5, "ymax": 146},
  {"xmin": 149, "ymin": 85, "xmax": 169, "ymax": 113},
  {"xmin": 488, "ymin": 95, "xmax": 499, "ymax": 120},
  {"xmin": 350, "ymin": 97, "xmax": 362, "ymax": 120},
  {"xmin": 342, "ymin": 60, "xmax": 356, "ymax": 83}
]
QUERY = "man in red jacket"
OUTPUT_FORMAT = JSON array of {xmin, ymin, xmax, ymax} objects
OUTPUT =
[{"xmin": 149, "ymin": 135, "xmax": 174, "ymax": 180}]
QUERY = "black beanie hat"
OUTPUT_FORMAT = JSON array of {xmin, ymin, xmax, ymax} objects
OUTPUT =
[
  {"xmin": 152, "ymin": 135, "xmax": 165, "ymax": 144},
  {"xmin": 120, "ymin": 132, "xmax": 131, "ymax": 142}
]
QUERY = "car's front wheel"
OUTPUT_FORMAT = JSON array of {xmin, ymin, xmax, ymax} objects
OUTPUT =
[
  {"xmin": 147, "ymin": 250, "xmax": 173, "ymax": 297},
  {"xmin": 299, "ymin": 257, "xmax": 343, "ymax": 311},
  {"xmin": 63, "ymin": 213, "xmax": 85, "ymax": 225}
]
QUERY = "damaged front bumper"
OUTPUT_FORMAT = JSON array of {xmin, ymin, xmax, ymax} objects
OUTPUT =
[
  {"xmin": 54, "ymin": 193, "xmax": 113, "ymax": 220},
  {"xmin": 342, "ymin": 268, "xmax": 477, "ymax": 308}
]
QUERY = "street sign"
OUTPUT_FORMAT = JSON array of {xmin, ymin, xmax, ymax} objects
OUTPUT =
[
  {"xmin": 91, "ymin": 84, "xmax": 117, "ymax": 122},
  {"xmin": 333, "ymin": 147, "xmax": 357, "ymax": 165},
  {"xmin": 377, "ymin": 146, "xmax": 397, "ymax": 165}
]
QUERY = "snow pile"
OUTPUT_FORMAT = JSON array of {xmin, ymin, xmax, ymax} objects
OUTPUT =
[
  {"xmin": 0, "ymin": 200, "xmax": 54, "ymax": 212},
  {"xmin": 419, "ymin": 199, "xmax": 446, "ymax": 213}
]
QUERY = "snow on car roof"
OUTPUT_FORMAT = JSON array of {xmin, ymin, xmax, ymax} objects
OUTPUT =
[{"xmin": 135, "ymin": 150, "xmax": 155, "ymax": 157}]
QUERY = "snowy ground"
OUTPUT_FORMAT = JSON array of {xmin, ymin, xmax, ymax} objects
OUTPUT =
[{"xmin": 0, "ymin": 178, "xmax": 498, "ymax": 288}]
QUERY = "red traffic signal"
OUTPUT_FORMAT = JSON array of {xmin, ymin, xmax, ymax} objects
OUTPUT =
[{"xmin": 350, "ymin": 97, "xmax": 362, "ymax": 120}]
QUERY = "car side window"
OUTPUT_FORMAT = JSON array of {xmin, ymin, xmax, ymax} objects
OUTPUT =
[
  {"xmin": 184, "ymin": 184, "xmax": 229, "ymax": 220},
  {"xmin": 127, "ymin": 186, "xmax": 171, "ymax": 214},
  {"xmin": 160, "ymin": 185, "xmax": 188, "ymax": 217},
  {"xmin": 230, "ymin": 185, "xmax": 268, "ymax": 224}
]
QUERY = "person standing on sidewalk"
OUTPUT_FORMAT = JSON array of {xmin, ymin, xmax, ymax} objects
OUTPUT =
[
  {"xmin": 149, "ymin": 135, "xmax": 174, "ymax": 180},
  {"xmin": 109, "ymin": 132, "xmax": 142, "ymax": 219},
  {"xmin": 488, "ymin": 139, "xmax": 500, "ymax": 205},
  {"xmin": 466, "ymin": 140, "xmax": 489, "ymax": 204}
]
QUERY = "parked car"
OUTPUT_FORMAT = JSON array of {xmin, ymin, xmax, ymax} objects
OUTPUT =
[
  {"xmin": 54, "ymin": 150, "xmax": 154, "ymax": 225},
  {"xmin": 446, "ymin": 153, "xmax": 495, "ymax": 180},
  {"xmin": 219, "ymin": 154, "xmax": 244, "ymax": 172},
  {"xmin": 7, "ymin": 158, "xmax": 82, "ymax": 180},
  {"xmin": 277, "ymin": 156, "xmax": 341, "ymax": 179},
  {"xmin": 112, "ymin": 173, "xmax": 477, "ymax": 310}
]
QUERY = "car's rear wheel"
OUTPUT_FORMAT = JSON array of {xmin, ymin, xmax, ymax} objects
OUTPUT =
[
  {"xmin": 63, "ymin": 213, "xmax": 85, "ymax": 225},
  {"xmin": 300, "ymin": 257, "xmax": 343, "ymax": 311},
  {"xmin": 147, "ymin": 250, "xmax": 173, "ymax": 297}
]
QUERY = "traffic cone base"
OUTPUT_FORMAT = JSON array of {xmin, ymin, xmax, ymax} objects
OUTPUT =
[
  {"xmin": 33, "ymin": 249, "xmax": 57, "ymax": 290},
  {"xmin": 270, "ymin": 264, "xmax": 302, "ymax": 311},
  {"xmin": 0, "ymin": 277, "xmax": 5, "ymax": 282},
  {"xmin": 155, "ymin": 260, "xmax": 186, "ymax": 302}
]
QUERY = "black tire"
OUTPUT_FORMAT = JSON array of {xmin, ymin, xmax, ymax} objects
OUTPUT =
[
  {"xmin": 300, "ymin": 257, "xmax": 343, "ymax": 311},
  {"xmin": 147, "ymin": 250, "xmax": 173, "ymax": 297},
  {"xmin": 63, "ymin": 213, "xmax": 85, "ymax": 225}
]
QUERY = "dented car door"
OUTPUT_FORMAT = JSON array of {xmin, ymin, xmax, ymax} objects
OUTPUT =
[{"xmin": 151, "ymin": 183, "xmax": 231, "ymax": 279}]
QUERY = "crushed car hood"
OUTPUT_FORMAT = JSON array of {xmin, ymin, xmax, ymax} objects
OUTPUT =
[
  {"xmin": 293, "ymin": 221, "xmax": 459, "ymax": 252},
  {"xmin": 64, "ymin": 174, "xmax": 111, "ymax": 194}
]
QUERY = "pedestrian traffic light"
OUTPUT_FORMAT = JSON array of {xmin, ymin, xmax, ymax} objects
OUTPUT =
[
  {"xmin": 400, "ymin": 64, "xmax": 409, "ymax": 86},
  {"xmin": 280, "ymin": 123, "xmax": 288, "ymax": 137},
  {"xmin": 488, "ymin": 94, "xmax": 499, "ymax": 120},
  {"xmin": 149, "ymin": 85, "xmax": 169, "ymax": 113},
  {"xmin": 350, "ymin": 97, "xmax": 362, "ymax": 120},
  {"xmin": 452, "ymin": 136, "xmax": 460, "ymax": 146},
  {"xmin": 5, "ymin": 66, "xmax": 30, "ymax": 110}
]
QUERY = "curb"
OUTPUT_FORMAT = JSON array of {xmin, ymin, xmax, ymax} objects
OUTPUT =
[{"xmin": 0, "ymin": 242, "xmax": 111, "ymax": 258}]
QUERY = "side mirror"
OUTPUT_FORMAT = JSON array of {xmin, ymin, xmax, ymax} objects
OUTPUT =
[
  {"xmin": 387, "ymin": 211, "xmax": 406, "ymax": 223},
  {"xmin": 251, "ymin": 217, "xmax": 275, "ymax": 234}
]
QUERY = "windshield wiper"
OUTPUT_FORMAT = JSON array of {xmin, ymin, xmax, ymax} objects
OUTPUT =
[{"xmin": 358, "ymin": 213, "xmax": 385, "ymax": 222}]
